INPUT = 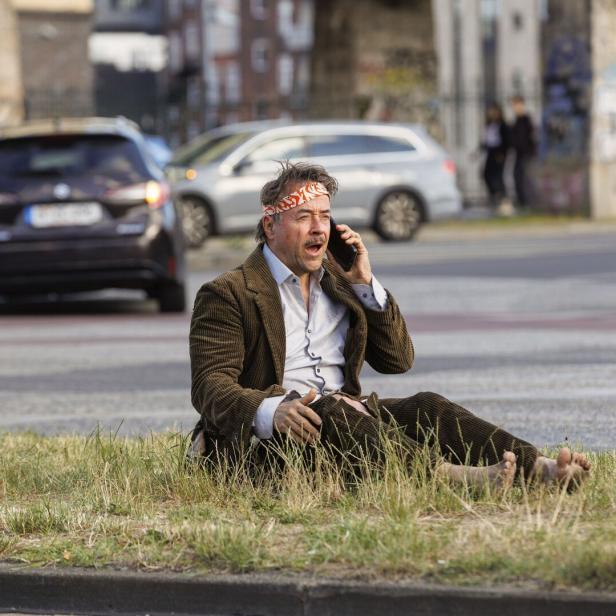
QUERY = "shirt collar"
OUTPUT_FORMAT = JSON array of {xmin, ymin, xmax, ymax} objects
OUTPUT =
[{"xmin": 262, "ymin": 243, "xmax": 324, "ymax": 286}]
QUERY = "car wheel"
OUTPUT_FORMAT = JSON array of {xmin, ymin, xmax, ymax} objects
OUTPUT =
[
  {"xmin": 374, "ymin": 191, "xmax": 423, "ymax": 241},
  {"xmin": 156, "ymin": 283, "xmax": 186, "ymax": 313},
  {"xmin": 178, "ymin": 196, "xmax": 213, "ymax": 249}
]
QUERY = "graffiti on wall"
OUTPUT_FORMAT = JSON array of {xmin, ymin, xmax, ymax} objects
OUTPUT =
[{"xmin": 542, "ymin": 34, "xmax": 591, "ymax": 160}]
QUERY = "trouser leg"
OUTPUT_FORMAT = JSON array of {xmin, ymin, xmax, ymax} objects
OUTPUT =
[
  {"xmin": 379, "ymin": 392, "xmax": 539, "ymax": 479},
  {"xmin": 309, "ymin": 395, "xmax": 435, "ymax": 475},
  {"xmin": 514, "ymin": 154, "xmax": 527, "ymax": 205}
]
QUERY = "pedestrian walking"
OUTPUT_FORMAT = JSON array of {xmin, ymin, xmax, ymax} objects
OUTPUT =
[
  {"xmin": 510, "ymin": 95, "xmax": 536, "ymax": 208},
  {"xmin": 481, "ymin": 103, "xmax": 510, "ymax": 214}
]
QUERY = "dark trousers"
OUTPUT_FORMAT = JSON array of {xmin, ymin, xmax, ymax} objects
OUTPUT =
[
  {"xmin": 268, "ymin": 392, "xmax": 539, "ymax": 480},
  {"xmin": 513, "ymin": 153, "xmax": 530, "ymax": 206},
  {"xmin": 483, "ymin": 153, "xmax": 507, "ymax": 207}
]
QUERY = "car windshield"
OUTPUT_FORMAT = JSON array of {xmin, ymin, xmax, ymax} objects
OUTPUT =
[
  {"xmin": 171, "ymin": 131, "xmax": 256, "ymax": 167},
  {"xmin": 0, "ymin": 134, "xmax": 151, "ymax": 187}
]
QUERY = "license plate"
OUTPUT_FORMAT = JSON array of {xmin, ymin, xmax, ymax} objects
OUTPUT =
[{"xmin": 26, "ymin": 202, "xmax": 104, "ymax": 228}]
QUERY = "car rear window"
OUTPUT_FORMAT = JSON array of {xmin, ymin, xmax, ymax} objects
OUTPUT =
[
  {"xmin": 0, "ymin": 134, "xmax": 151, "ymax": 186},
  {"xmin": 307, "ymin": 134, "xmax": 415, "ymax": 157}
]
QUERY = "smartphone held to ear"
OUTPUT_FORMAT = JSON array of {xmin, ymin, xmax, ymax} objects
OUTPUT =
[{"xmin": 327, "ymin": 218, "xmax": 357, "ymax": 272}]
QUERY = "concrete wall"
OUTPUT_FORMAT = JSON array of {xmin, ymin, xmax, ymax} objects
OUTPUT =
[
  {"xmin": 590, "ymin": 0, "xmax": 616, "ymax": 219},
  {"xmin": 433, "ymin": 0, "xmax": 483, "ymax": 197},
  {"xmin": 0, "ymin": 0, "xmax": 24, "ymax": 126},
  {"xmin": 311, "ymin": 0, "xmax": 437, "ymax": 126},
  {"xmin": 16, "ymin": 9, "xmax": 94, "ymax": 118},
  {"xmin": 497, "ymin": 0, "xmax": 541, "ymax": 109}
]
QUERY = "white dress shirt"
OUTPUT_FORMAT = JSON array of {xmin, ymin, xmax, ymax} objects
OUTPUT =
[{"xmin": 253, "ymin": 243, "xmax": 388, "ymax": 439}]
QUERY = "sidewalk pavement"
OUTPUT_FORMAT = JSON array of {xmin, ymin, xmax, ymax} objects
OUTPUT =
[
  {"xmin": 1, "ymin": 564, "xmax": 616, "ymax": 616},
  {"xmin": 187, "ymin": 214, "xmax": 616, "ymax": 272}
]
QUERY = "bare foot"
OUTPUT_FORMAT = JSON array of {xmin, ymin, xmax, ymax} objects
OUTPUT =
[
  {"xmin": 437, "ymin": 451, "xmax": 517, "ymax": 490},
  {"xmin": 533, "ymin": 447, "xmax": 591, "ymax": 489}
]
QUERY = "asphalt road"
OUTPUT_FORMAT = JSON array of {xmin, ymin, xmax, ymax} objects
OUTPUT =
[{"xmin": 1, "ymin": 229, "xmax": 615, "ymax": 451}]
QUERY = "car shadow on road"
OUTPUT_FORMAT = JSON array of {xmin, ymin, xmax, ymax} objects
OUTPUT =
[{"xmin": 0, "ymin": 294, "xmax": 159, "ymax": 316}]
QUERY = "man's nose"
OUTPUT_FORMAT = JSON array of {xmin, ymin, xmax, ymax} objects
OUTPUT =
[{"xmin": 310, "ymin": 215, "xmax": 328, "ymax": 233}]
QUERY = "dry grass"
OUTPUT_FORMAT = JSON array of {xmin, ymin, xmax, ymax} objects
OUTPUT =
[{"xmin": 1, "ymin": 429, "xmax": 615, "ymax": 590}]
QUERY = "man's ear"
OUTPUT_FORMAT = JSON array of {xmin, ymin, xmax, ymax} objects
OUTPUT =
[{"xmin": 263, "ymin": 215, "xmax": 275, "ymax": 240}]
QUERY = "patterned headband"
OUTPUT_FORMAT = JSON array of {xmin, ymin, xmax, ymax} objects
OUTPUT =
[{"xmin": 262, "ymin": 182, "xmax": 330, "ymax": 217}]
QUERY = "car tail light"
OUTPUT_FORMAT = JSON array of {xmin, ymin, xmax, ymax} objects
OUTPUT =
[
  {"xmin": 167, "ymin": 256, "xmax": 176, "ymax": 276},
  {"xmin": 443, "ymin": 159, "xmax": 456, "ymax": 175},
  {"xmin": 104, "ymin": 181, "xmax": 170, "ymax": 209}
]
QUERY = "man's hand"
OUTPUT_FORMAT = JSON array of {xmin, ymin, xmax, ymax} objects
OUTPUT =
[
  {"xmin": 273, "ymin": 389, "xmax": 321, "ymax": 445},
  {"xmin": 327, "ymin": 224, "xmax": 372, "ymax": 285}
]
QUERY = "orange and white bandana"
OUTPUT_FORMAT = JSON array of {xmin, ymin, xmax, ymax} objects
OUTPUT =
[{"xmin": 262, "ymin": 182, "xmax": 329, "ymax": 217}]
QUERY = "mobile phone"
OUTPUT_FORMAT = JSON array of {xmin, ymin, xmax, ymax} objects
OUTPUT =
[{"xmin": 327, "ymin": 218, "xmax": 357, "ymax": 272}]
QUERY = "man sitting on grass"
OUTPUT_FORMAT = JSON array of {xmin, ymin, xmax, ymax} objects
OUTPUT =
[{"xmin": 189, "ymin": 162, "xmax": 590, "ymax": 488}]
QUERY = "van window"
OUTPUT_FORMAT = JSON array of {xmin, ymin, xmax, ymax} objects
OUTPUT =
[
  {"xmin": 307, "ymin": 134, "xmax": 415, "ymax": 157},
  {"xmin": 244, "ymin": 136, "xmax": 305, "ymax": 164},
  {"xmin": 183, "ymin": 132, "xmax": 255, "ymax": 166}
]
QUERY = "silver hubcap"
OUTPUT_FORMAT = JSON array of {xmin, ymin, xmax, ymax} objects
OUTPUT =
[
  {"xmin": 179, "ymin": 199, "xmax": 211, "ymax": 247},
  {"xmin": 377, "ymin": 192, "xmax": 420, "ymax": 240}
]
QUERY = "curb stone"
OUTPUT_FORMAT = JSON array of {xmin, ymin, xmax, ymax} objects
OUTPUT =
[{"xmin": 1, "ymin": 566, "xmax": 616, "ymax": 616}]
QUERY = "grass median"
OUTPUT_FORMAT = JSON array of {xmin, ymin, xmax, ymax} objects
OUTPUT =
[{"xmin": 1, "ymin": 429, "xmax": 615, "ymax": 591}]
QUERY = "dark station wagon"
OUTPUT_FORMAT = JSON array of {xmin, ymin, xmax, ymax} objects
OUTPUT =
[{"xmin": 0, "ymin": 117, "xmax": 187, "ymax": 312}]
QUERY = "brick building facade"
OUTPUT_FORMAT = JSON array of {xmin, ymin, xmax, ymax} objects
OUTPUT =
[{"xmin": 166, "ymin": 0, "xmax": 312, "ymax": 147}]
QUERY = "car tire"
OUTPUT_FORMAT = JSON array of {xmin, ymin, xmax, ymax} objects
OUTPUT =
[
  {"xmin": 156, "ymin": 283, "xmax": 187, "ymax": 313},
  {"xmin": 178, "ymin": 196, "xmax": 213, "ymax": 249},
  {"xmin": 374, "ymin": 191, "xmax": 423, "ymax": 241}
]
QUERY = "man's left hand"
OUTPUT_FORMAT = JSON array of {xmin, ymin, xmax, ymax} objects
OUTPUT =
[{"xmin": 327, "ymin": 224, "xmax": 372, "ymax": 285}]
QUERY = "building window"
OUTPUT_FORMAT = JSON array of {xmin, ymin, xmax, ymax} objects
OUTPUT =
[
  {"xmin": 251, "ymin": 0, "xmax": 267, "ymax": 20},
  {"xmin": 168, "ymin": 0, "xmax": 182, "ymax": 20},
  {"xmin": 277, "ymin": 0, "xmax": 293, "ymax": 31},
  {"xmin": 251, "ymin": 39, "xmax": 270, "ymax": 73},
  {"xmin": 277, "ymin": 53, "xmax": 294, "ymax": 96},
  {"xmin": 225, "ymin": 62, "xmax": 241, "ymax": 103},
  {"xmin": 111, "ymin": 0, "xmax": 150, "ymax": 10},
  {"xmin": 206, "ymin": 64, "xmax": 220, "ymax": 105},
  {"xmin": 187, "ymin": 78, "xmax": 201, "ymax": 109},
  {"xmin": 184, "ymin": 20, "xmax": 200, "ymax": 62},
  {"xmin": 168, "ymin": 32, "xmax": 182, "ymax": 73},
  {"xmin": 188, "ymin": 120, "xmax": 201, "ymax": 141}
]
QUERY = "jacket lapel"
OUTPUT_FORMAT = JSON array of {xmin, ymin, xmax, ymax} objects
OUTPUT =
[
  {"xmin": 243, "ymin": 247, "xmax": 286, "ymax": 384},
  {"xmin": 320, "ymin": 264, "xmax": 365, "ymax": 325}
]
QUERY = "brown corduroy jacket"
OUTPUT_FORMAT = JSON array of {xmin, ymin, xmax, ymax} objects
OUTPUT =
[{"xmin": 189, "ymin": 245, "xmax": 414, "ymax": 453}]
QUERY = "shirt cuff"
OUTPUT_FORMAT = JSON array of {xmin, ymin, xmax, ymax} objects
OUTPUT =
[
  {"xmin": 253, "ymin": 394, "xmax": 285, "ymax": 439},
  {"xmin": 352, "ymin": 276, "xmax": 388, "ymax": 311}
]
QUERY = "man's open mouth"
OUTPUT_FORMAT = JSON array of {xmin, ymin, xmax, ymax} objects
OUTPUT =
[{"xmin": 305, "ymin": 242, "xmax": 324, "ymax": 256}]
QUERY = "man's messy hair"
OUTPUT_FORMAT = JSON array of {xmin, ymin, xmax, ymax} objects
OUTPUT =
[{"xmin": 255, "ymin": 161, "xmax": 338, "ymax": 243}]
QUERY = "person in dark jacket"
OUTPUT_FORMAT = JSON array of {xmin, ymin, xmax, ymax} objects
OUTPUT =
[
  {"xmin": 481, "ymin": 103, "xmax": 510, "ymax": 210},
  {"xmin": 509, "ymin": 95, "xmax": 536, "ymax": 207}
]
